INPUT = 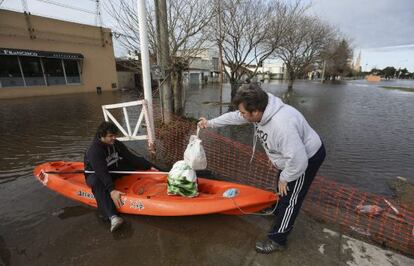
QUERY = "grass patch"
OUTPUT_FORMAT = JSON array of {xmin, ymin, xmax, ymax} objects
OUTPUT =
[{"xmin": 381, "ymin": 86, "xmax": 414, "ymax": 92}]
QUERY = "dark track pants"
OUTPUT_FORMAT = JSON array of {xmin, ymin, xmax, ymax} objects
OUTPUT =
[
  {"xmin": 86, "ymin": 160, "xmax": 136, "ymax": 219},
  {"xmin": 268, "ymin": 144, "xmax": 326, "ymax": 245}
]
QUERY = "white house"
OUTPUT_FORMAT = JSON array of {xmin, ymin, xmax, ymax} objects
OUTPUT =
[
  {"xmin": 247, "ymin": 60, "xmax": 285, "ymax": 80},
  {"xmin": 180, "ymin": 48, "xmax": 220, "ymax": 84}
]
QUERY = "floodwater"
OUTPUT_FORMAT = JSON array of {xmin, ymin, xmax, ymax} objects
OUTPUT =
[
  {"xmin": 0, "ymin": 79, "xmax": 413, "ymax": 265},
  {"xmin": 185, "ymin": 79, "xmax": 414, "ymax": 194}
]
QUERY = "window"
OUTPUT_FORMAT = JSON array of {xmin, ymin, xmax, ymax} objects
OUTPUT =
[
  {"xmin": 43, "ymin": 58, "xmax": 66, "ymax": 85},
  {"xmin": 0, "ymin": 55, "xmax": 24, "ymax": 87},
  {"xmin": 0, "ymin": 49, "xmax": 83, "ymax": 87},
  {"xmin": 64, "ymin": 59, "xmax": 81, "ymax": 84},
  {"xmin": 19, "ymin": 56, "xmax": 46, "ymax": 86}
]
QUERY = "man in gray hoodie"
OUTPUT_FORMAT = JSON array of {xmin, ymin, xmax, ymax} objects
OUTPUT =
[{"xmin": 198, "ymin": 84, "xmax": 326, "ymax": 254}]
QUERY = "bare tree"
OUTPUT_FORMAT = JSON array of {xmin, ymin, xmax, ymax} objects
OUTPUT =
[
  {"xmin": 210, "ymin": 0, "xmax": 289, "ymax": 102},
  {"xmin": 165, "ymin": 0, "xmax": 214, "ymax": 116},
  {"xmin": 320, "ymin": 38, "xmax": 353, "ymax": 81},
  {"xmin": 276, "ymin": 14, "xmax": 335, "ymax": 95},
  {"xmin": 105, "ymin": 0, "xmax": 214, "ymax": 117}
]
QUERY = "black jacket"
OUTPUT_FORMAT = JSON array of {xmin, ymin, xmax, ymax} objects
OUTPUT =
[{"xmin": 84, "ymin": 136, "xmax": 152, "ymax": 191}]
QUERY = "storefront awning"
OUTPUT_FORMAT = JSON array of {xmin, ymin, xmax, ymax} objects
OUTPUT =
[{"xmin": 0, "ymin": 48, "xmax": 84, "ymax": 60}]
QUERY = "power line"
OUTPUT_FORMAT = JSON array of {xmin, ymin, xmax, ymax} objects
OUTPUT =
[{"xmin": 34, "ymin": 0, "xmax": 96, "ymax": 15}]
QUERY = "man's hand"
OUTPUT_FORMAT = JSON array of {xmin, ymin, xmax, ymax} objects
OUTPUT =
[
  {"xmin": 148, "ymin": 142, "xmax": 156, "ymax": 154},
  {"xmin": 148, "ymin": 142, "xmax": 156, "ymax": 160},
  {"xmin": 278, "ymin": 180, "xmax": 289, "ymax": 197},
  {"xmin": 110, "ymin": 190, "xmax": 126, "ymax": 208},
  {"xmin": 197, "ymin": 117, "xmax": 208, "ymax": 129}
]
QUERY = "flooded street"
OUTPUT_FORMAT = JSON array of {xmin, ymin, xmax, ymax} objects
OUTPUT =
[
  {"xmin": 1, "ymin": 80, "xmax": 414, "ymax": 265},
  {"xmin": 185, "ymin": 80, "xmax": 414, "ymax": 194}
]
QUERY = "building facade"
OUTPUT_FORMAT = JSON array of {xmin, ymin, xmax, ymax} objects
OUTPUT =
[
  {"xmin": 182, "ymin": 49, "xmax": 220, "ymax": 84},
  {"xmin": 247, "ymin": 60, "xmax": 285, "ymax": 80},
  {"xmin": 0, "ymin": 9, "xmax": 117, "ymax": 99}
]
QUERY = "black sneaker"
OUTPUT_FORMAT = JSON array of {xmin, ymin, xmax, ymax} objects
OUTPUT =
[{"xmin": 255, "ymin": 238, "xmax": 286, "ymax": 254}]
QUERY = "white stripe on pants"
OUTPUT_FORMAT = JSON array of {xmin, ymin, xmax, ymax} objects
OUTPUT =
[{"xmin": 278, "ymin": 173, "xmax": 305, "ymax": 233}]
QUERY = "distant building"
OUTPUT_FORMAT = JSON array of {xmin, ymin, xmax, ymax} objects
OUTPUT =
[
  {"xmin": 115, "ymin": 57, "xmax": 158, "ymax": 91},
  {"xmin": 0, "ymin": 9, "xmax": 117, "ymax": 99},
  {"xmin": 115, "ymin": 57, "xmax": 140, "ymax": 91},
  {"xmin": 178, "ymin": 49, "xmax": 285, "ymax": 83},
  {"xmin": 179, "ymin": 48, "xmax": 220, "ymax": 84},
  {"xmin": 246, "ymin": 60, "xmax": 285, "ymax": 80}
]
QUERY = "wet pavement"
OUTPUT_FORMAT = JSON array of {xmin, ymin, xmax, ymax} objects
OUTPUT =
[
  {"xmin": 1, "ymin": 80, "xmax": 414, "ymax": 265},
  {"xmin": 2, "ymin": 202, "xmax": 413, "ymax": 266}
]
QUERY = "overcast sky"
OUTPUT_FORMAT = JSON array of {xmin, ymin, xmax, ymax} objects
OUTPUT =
[
  {"xmin": 307, "ymin": 0, "xmax": 414, "ymax": 71},
  {"xmin": 1, "ymin": 0, "xmax": 413, "ymax": 71}
]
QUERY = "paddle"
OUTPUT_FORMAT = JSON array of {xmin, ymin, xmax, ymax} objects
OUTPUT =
[
  {"xmin": 42, "ymin": 169, "xmax": 214, "ymax": 177},
  {"xmin": 43, "ymin": 170, "xmax": 169, "ymax": 175}
]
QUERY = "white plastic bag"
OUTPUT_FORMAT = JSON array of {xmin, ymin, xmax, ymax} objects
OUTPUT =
[
  {"xmin": 183, "ymin": 128, "xmax": 207, "ymax": 170},
  {"xmin": 167, "ymin": 160, "xmax": 198, "ymax": 197}
]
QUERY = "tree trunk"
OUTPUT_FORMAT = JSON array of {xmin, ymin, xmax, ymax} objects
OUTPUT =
[
  {"xmin": 171, "ymin": 67, "xmax": 184, "ymax": 116},
  {"xmin": 228, "ymin": 79, "xmax": 239, "ymax": 111},
  {"xmin": 155, "ymin": 0, "xmax": 173, "ymax": 123},
  {"xmin": 230, "ymin": 80, "xmax": 239, "ymax": 100},
  {"xmin": 159, "ymin": 78, "xmax": 173, "ymax": 123},
  {"xmin": 282, "ymin": 68, "xmax": 295, "ymax": 103},
  {"xmin": 284, "ymin": 66, "xmax": 295, "ymax": 92},
  {"xmin": 287, "ymin": 78, "xmax": 294, "ymax": 92}
]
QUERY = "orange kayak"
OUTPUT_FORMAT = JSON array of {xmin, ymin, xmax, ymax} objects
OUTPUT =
[{"xmin": 33, "ymin": 161, "xmax": 278, "ymax": 216}]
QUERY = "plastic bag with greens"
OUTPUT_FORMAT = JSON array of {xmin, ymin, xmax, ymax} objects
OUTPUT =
[{"xmin": 167, "ymin": 160, "xmax": 198, "ymax": 197}]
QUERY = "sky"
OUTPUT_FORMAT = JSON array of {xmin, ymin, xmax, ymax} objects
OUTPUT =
[
  {"xmin": 306, "ymin": 0, "xmax": 414, "ymax": 71},
  {"xmin": 1, "ymin": 0, "xmax": 413, "ymax": 72}
]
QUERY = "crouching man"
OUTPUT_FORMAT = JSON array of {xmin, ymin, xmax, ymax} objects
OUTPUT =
[{"xmin": 84, "ymin": 121, "xmax": 153, "ymax": 232}]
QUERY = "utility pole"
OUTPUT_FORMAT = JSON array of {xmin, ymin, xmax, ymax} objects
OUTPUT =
[
  {"xmin": 155, "ymin": 0, "xmax": 173, "ymax": 123},
  {"xmin": 95, "ymin": 0, "xmax": 103, "ymax": 27},
  {"xmin": 217, "ymin": 0, "xmax": 224, "ymax": 115},
  {"xmin": 95, "ymin": 0, "xmax": 105, "ymax": 47}
]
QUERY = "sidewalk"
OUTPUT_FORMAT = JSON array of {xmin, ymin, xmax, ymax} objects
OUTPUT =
[
  {"xmin": 247, "ymin": 213, "xmax": 414, "ymax": 266},
  {"xmin": 2, "ymin": 196, "xmax": 413, "ymax": 266}
]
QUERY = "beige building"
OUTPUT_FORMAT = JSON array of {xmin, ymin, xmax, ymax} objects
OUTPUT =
[{"xmin": 0, "ymin": 9, "xmax": 118, "ymax": 99}]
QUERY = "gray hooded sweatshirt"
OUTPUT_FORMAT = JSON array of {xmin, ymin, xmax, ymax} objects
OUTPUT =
[{"xmin": 207, "ymin": 93, "xmax": 322, "ymax": 183}]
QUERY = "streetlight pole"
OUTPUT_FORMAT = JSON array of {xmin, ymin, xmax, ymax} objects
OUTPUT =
[{"xmin": 136, "ymin": 0, "xmax": 155, "ymax": 147}]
